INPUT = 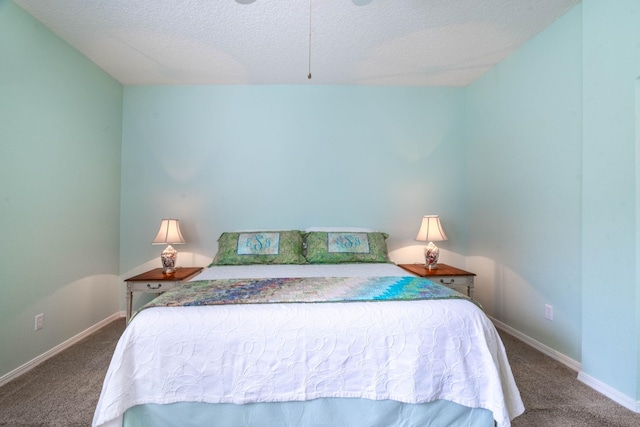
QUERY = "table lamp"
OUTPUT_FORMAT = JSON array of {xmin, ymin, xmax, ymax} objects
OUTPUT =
[
  {"xmin": 152, "ymin": 219, "xmax": 185, "ymax": 274},
  {"xmin": 415, "ymin": 215, "xmax": 448, "ymax": 270}
]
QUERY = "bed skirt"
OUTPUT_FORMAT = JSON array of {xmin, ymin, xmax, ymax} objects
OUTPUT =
[{"xmin": 123, "ymin": 398, "xmax": 495, "ymax": 427}]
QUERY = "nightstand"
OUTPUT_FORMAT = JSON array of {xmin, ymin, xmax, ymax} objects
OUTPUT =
[
  {"xmin": 124, "ymin": 267, "xmax": 203, "ymax": 320},
  {"xmin": 397, "ymin": 263, "xmax": 476, "ymax": 300}
]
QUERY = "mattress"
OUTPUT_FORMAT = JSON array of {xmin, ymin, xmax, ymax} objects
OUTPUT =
[{"xmin": 93, "ymin": 264, "xmax": 524, "ymax": 427}]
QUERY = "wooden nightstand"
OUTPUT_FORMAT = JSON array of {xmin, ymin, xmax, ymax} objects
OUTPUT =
[
  {"xmin": 397, "ymin": 263, "xmax": 476, "ymax": 299},
  {"xmin": 124, "ymin": 267, "xmax": 203, "ymax": 320}
]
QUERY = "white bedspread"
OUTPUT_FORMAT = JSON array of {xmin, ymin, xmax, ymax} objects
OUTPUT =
[
  {"xmin": 192, "ymin": 262, "xmax": 414, "ymax": 280},
  {"xmin": 93, "ymin": 265, "xmax": 524, "ymax": 427}
]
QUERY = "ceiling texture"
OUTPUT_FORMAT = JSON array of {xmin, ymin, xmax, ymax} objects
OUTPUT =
[{"xmin": 13, "ymin": 0, "xmax": 580, "ymax": 86}]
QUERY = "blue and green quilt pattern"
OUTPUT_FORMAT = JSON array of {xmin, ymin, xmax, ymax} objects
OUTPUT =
[{"xmin": 137, "ymin": 276, "xmax": 477, "ymax": 315}]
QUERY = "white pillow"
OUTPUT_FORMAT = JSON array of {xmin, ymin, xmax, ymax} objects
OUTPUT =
[{"xmin": 304, "ymin": 226, "xmax": 378, "ymax": 233}]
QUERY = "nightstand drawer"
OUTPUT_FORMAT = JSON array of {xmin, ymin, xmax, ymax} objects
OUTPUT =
[
  {"xmin": 432, "ymin": 276, "xmax": 470, "ymax": 287},
  {"xmin": 396, "ymin": 264, "xmax": 476, "ymax": 300},
  {"xmin": 124, "ymin": 267, "xmax": 204, "ymax": 320},
  {"xmin": 128, "ymin": 281, "xmax": 179, "ymax": 293}
]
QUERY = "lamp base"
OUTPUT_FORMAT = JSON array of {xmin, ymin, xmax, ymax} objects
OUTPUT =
[
  {"xmin": 160, "ymin": 245, "xmax": 178, "ymax": 274},
  {"xmin": 424, "ymin": 241, "xmax": 439, "ymax": 270}
]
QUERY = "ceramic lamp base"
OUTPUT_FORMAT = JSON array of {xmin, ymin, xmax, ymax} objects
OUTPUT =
[
  {"xmin": 161, "ymin": 244, "xmax": 178, "ymax": 274},
  {"xmin": 424, "ymin": 241, "xmax": 439, "ymax": 270}
]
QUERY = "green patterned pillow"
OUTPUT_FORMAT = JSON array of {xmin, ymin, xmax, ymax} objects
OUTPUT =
[
  {"xmin": 304, "ymin": 231, "xmax": 390, "ymax": 264},
  {"xmin": 210, "ymin": 230, "xmax": 306, "ymax": 266}
]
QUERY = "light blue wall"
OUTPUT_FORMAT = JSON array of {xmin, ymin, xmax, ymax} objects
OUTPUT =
[
  {"xmin": 468, "ymin": 0, "xmax": 640, "ymax": 402},
  {"xmin": 119, "ymin": 85, "xmax": 468, "ymax": 281},
  {"xmin": 466, "ymin": 6, "xmax": 583, "ymax": 360},
  {"xmin": 582, "ymin": 0, "xmax": 640, "ymax": 399},
  {"xmin": 0, "ymin": 1, "xmax": 123, "ymax": 379}
]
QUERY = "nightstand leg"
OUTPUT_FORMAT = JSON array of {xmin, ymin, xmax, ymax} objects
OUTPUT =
[{"xmin": 126, "ymin": 283, "xmax": 133, "ymax": 321}]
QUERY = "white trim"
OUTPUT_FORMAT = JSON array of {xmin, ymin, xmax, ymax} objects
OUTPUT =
[
  {"xmin": 491, "ymin": 317, "xmax": 640, "ymax": 414},
  {"xmin": 490, "ymin": 316, "xmax": 582, "ymax": 372},
  {"xmin": 0, "ymin": 311, "xmax": 125, "ymax": 387},
  {"xmin": 577, "ymin": 371, "xmax": 640, "ymax": 413}
]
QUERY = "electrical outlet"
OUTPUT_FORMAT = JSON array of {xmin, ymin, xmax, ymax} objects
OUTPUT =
[
  {"xmin": 544, "ymin": 304, "xmax": 553, "ymax": 321},
  {"xmin": 35, "ymin": 313, "xmax": 44, "ymax": 331}
]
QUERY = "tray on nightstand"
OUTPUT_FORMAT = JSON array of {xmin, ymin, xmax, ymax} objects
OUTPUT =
[
  {"xmin": 124, "ymin": 267, "xmax": 203, "ymax": 320},
  {"xmin": 397, "ymin": 263, "xmax": 476, "ymax": 299}
]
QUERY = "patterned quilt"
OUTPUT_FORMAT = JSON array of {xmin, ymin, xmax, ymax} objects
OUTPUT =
[{"xmin": 137, "ymin": 276, "xmax": 475, "ymax": 313}]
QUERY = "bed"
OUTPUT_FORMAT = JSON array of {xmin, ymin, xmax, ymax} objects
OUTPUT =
[{"xmin": 93, "ymin": 230, "xmax": 524, "ymax": 427}]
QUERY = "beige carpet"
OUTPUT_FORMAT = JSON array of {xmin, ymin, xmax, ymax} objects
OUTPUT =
[
  {"xmin": 500, "ymin": 332, "xmax": 640, "ymax": 427},
  {"xmin": 1, "ymin": 318, "xmax": 640, "ymax": 426},
  {"xmin": 0, "ymin": 319, "xmax": 125, "ymax": 427}
]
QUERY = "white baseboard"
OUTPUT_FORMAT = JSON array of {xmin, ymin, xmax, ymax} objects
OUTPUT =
[
  {"xmin": 490, "ymin": 316, "xmax": 582, "ymax": 372},
  {"xmin": 577, "ymin": 371, "xmax": 640, "ymax": 413},
  {"xmin": 0, "ymin": 311, "xmax": 125, "ymax": 388},
  {"xmin": 491, "ymin": 316, "xmax": 640, "ymax": 414}
]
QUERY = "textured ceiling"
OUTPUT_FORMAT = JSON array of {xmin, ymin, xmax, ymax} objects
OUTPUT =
[{"xmin": 13, "ymin": 0, "xmax": 580, "ymax": 86}]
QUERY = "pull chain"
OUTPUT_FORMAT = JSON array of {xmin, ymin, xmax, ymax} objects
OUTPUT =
[{"xmin": 308, "ymin": 0, "xmax": 312, "ymax": 79}]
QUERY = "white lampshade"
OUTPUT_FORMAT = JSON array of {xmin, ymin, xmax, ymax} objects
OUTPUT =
[
  {"xmin": 152, "ymin": 219, "xmax": 186, "ymax": 245},
  {"xmin": 415, "ymin": 215, "xmax": 448, "ymax": 242}
]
